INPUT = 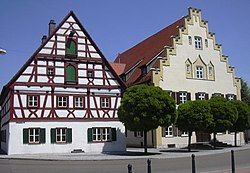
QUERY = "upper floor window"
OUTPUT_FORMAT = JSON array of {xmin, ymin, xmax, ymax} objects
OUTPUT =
[
  {"xmin": 165, "ymin": 126, "xmax": 173, "ymax": 137},
  {"xmin": 195, "ymin": 92, "xmax": 208, "ymax": 100},
  {"xmin": 65, "ymin": 65, "xmax": 77, "ymax": 83},
  {"xmin": 194, "ymin": 36, "xmax": 202, "ymax": 49},
  {"xmin": 87, "ymin": 70, "xmax": 94, "ymax": 78},
  {"xmin": 141, "ymin": 66, "xmax": 147, "ymax": 75},
  {"xmin": 27, "ymin": 95, "xmax": 39, "ymax": 108},
  {"xmin": 226, "ymin": 94, "xmax": 236, "ymax": 101},
  {"xmin": 100, "ymin": 97, "xmax": 110, "ymax": 108},
  {"xmin": 74, "ymin": 97, "xmax": 84, "ymax": 108},
  {"xmin": 47, "ymin": 67, "xmax": 55, "ymax": 76},
  {"xmin": 177, "ymin": 92, "xmax": 191, "ymax": 104},
  {"xmin": 65, "ymin": 38, "xmax": 77, "ymax": 58},
  {"xmin": 205, "ymin": 39, "xmax": 208, "ymax": 47},
  {"xmin": 188, "ymin": 36, "xmax": 192, "ymax": 45},
  {"xmin": 196, "ymin": 66, "xmax": 204, "ymax": 79},
  {"xmin": 186, "ymin": 64, "xmax": 191, "ymax": 74},
  {"xmin": 57, "ymin": 96, "xmax": 68, "ymax": 108}
]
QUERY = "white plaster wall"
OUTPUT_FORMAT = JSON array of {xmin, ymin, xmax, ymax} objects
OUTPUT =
[
  {"xmin": 7, "ymin": 121, "xmax": 125, "ymax": 155},
  {"xmin": 161, "ymin": 132, "xmax": 196, "ymax": 148}
]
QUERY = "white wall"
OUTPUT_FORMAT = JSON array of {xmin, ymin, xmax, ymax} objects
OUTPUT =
[{"xmin": 7, "ymin": 121, "xmax": 125, "ymax": 155}]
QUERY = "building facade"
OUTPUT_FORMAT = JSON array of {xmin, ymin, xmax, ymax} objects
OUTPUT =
[
  {"xmin": 113, "ymin": 8, "xmax": 243, "ymax": 148},
  {"xmin": 0, "ymin": 11, "xmax": 126, "ymax": 154}
]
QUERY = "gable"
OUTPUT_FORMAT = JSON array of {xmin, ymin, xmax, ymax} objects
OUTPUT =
[{"xmin": 0, "ymin": 11, "xmax": 125, "ymax": 104}]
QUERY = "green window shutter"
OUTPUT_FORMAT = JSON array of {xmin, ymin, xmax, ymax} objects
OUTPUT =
[
  {"xmin": 111, "ymin": 128, "xmax": 117, "ymax": 141},
  {"xmin": 23, "ymin": 129, "xmax": 29, "ymax": 144},
  {"xmin": 40, "ymin": 128, "xmax": 46, "ymax": 144},
  {"xmin": 66, "ymin": 39, "xmax": 77, "ymax": 55},
  {"xmin": 66, "ymin": 128, "xmax": 72, "ymax": 143},
  {"xmin": 51, "ymin": 128, "xmax": 56, "ymax": 143},
  {"xmin": 66, "ymin": 65, "xmax": 76, "ymax": 82},
  {"xmin": 87, "ymin": 128, "xmax": 92, "ymax": 143}
]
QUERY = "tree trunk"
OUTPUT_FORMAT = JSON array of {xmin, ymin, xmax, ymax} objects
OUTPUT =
[
  {"xmin": 234, "ymin": 131, "xmax": 237, "ymax": 147},
  {"xmin": 188, "ymin": 131, "xmax": 192, "ymax": 152},
  {"xmin": 213, "ymin": 132, "xmax": 216, "ymax": 149},
  {"xmin": 144, "ymin": 130, "xmax": 148, "ymax": 154}
]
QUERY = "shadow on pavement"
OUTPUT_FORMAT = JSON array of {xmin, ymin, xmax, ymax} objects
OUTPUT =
[{"xmin": 103, "ymin": 151, "xmax": 161, "ymax": 156}]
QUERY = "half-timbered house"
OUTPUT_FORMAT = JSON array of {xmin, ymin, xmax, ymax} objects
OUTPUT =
[
  {"xmin": 0, "ymin": 11, "xmax": 126, "ymax": 154},
  {"xmin": 113, "ymin": 8, "xmax": 243, "ymax": 148}
]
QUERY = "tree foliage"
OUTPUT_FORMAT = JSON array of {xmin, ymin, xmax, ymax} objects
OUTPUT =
[
  {"xmin": 230, "ymin": 100, "xmax": 250, "ymax": 132},
  {"xmin": 118, "ymin": 85, "xmax": 176, "ymax": 132},
  {"xmin": 241, "ymin": 79, "xmax": 250, "ymax": 106},
  {"xmin": 208, "ymin": 96, "xmax": 238, "ymax": 132},
  {"xmin": 230, "ymin": 100, "xmax": 250, "ymax": 146},
  {"xmin": 176, "ymin": 100, "xmax": 213, "ymax": 151},
  {"xmin": 118, "ymin": 85, "xmax": 176, "ymax": 153}
]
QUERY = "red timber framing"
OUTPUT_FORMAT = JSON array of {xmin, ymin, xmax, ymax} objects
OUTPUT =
[{"xmin": 0, "ymin": 11, "xmax": 126, "ymax": 125}]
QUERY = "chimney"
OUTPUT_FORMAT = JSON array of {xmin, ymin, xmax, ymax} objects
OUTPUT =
[
  {"xmin": 41, "ymin": 35, "xmax": 47, "ymax": 44},
  {"xmin": 48, "ymin": 20, "xmax": 56, "ymax": 36}
]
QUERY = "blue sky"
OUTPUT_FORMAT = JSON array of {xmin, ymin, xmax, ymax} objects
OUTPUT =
[{"xmin": 0, "ymin": 0, "xmax": 249, "ymax": 89}]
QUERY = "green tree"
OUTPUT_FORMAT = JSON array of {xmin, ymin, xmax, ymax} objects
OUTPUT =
[
  {"xmin": 208, "ymin": 96, "xmax": 238, "ymax": 149},
  {"xmin": 241, "ymin": 79, "xmax": 250, "ymax": 106},
  {"xmin": 118, "ymin": 85, "xmax": 176, "ymax": 153},
  {"xmin": 176, "ymin": 100, "xmax": 213, "ymax": 151},
  {"xmin": 230, "ymin": 100, "xmax": 250, "ymax": 146}
]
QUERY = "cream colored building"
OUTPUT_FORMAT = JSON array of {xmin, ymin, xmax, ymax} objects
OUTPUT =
[{"xmin": 112, "ymin": 8, "xmax": 243, "ymax": 148}]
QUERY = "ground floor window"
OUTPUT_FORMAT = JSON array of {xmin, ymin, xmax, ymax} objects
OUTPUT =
[
  {"xmin": 134, "ymin": 131, "xmax": 143, "ymax": 137},
  {"xmin": 23, "ymin": 128, "xmax": 46, "ymax": 144},
  {"xmin": 87, "ymin": 127, "xmax": 116, "ymax": 143},
  {"xmin": 51, "ymin": 128, "xmax": 72, "ymax": 144},
  {"xmin": 165, "ymin": 126, "xmax": 173, "ymax": 137}
]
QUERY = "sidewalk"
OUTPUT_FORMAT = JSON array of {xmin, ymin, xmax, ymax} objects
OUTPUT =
[{"xmin": 0, "ymin": 144, "xmax": 250, "ymax": 161}]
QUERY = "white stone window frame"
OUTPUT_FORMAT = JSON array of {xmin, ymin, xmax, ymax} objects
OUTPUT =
[
  {"xmin": 58, "ymin": 96, "xmax": 68, "ymax": 108},
  {"xmin": 92, "ymin": 127, "xmax": 111, "ymax": 142},
  {"xmin": 56, "ymin": 128, "xmax": 67, "ymax": 143},
  {"xmin": 196, "ymin": 66, "xmax": 204, "ymax": 79},
  {"xmin": 181, "ymin": 131, "xmax": 188, "ymax": 137},
  {"xmin": 165, "ymin": 126, "xmax": 173, "ymax": 137},
  {"xmin": 27, "ymin": 95, "xmax": 39, "ymax": 108},
  {"xmin": 29, "ymin": 128, "xmax": 40, "ymax": 144},
  {"xmin": 194, "ymin": 36, "xmax": 202, "ymax": 50},
  {"xmin": 74, "ymin": 97, "xmax": 84, "ymax": 108}
]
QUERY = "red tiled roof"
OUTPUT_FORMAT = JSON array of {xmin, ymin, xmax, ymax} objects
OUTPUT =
[
  {"xmin": 114, "ymin": 17, "xmax": 185, "ymax": 85},
  {"xmin": 109, "ymin": 62, "xmax": 126, "ymax": 76}
]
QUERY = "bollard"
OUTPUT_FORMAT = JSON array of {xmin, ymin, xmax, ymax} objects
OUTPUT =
[
  {"xmin": 147, "ymin": 159, "xmax": 151, "ymax": 173},
  {"xmin": 231, "ymin": 150, "xmax": 235, "ymax": 173},
  {"xmin": 192, "ymin": 154, "xmax": 196, "ymax": 173},
  {"xmin": 128, "ymin": 164, "xmax": 132, "ymax": 173}
]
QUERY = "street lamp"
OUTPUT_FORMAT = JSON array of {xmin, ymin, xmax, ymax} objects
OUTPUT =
[{"xmin": 0, "ymin": 47, "xmax": 7, "ymax": 55}]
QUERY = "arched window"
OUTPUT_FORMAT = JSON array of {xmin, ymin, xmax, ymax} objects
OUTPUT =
[
  {"xmin": 66, "ymin": 38, "xmax": 77, "ymax": 57},
  {"xmin": 65, "ymin": 65, "xmax": 76, "ymax": 83}
]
